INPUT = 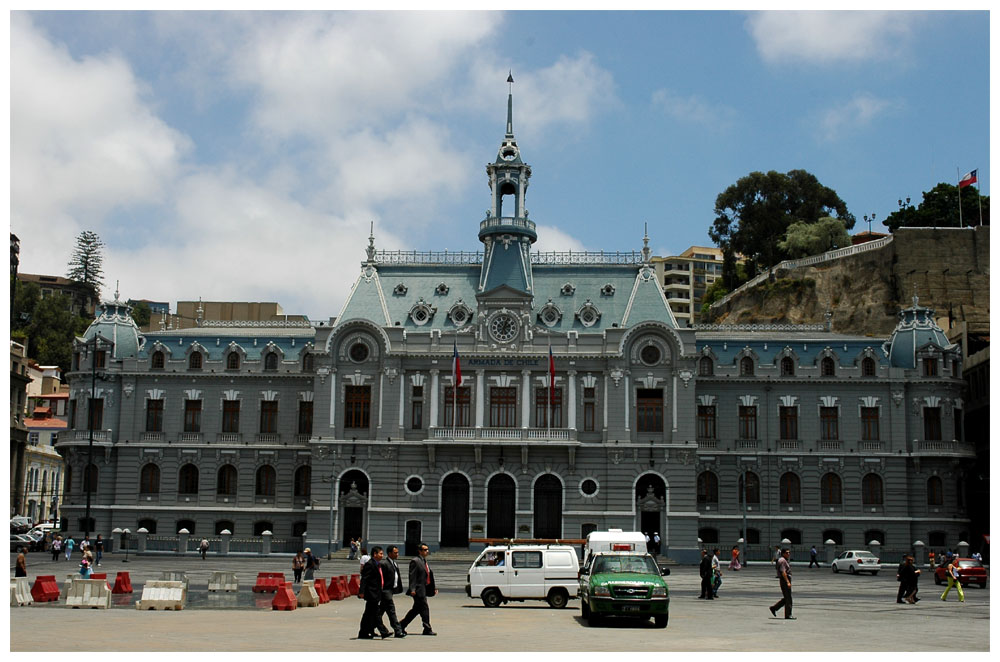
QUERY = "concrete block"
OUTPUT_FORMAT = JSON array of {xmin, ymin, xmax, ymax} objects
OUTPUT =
[
  {"xmin": 11, "ymin": 577, "xmax": 33, "ymax": 606},
  {"xmin": 65, "ymin": 579, "xmax": 112, "ymax": 609},
  {"xmin": 158, "ymin": 571, "xmax": 189, "ymax": 589},
  {"xmin": 136, "ymin": 580, "xmax": 187, "ymax": 610},
  {"xmin": 208, "ymin": 571, "xmax": 239, "ymax": 592},
  {"xmin": 297, "ymin": 580, "xmax": 320, "ymax": 607}
]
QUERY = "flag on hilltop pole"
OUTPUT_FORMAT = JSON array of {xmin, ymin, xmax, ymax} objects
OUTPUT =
[{"xmin": 959, "ymin": 169, "xmax": 978, "ymax": 188}]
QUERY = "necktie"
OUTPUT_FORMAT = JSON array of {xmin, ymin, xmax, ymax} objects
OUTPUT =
[
  {"xmin": 425, "ymin": 560, "xmax": 431, "ymax": 585},
  {"xmin": 378, "ymin": 565, "xmax": 384, "ymax": 588}
]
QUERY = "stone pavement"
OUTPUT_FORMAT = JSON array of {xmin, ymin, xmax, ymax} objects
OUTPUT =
[{"xmin": 9, "ymin": 552, "xmax": 990, "ymax": 651}]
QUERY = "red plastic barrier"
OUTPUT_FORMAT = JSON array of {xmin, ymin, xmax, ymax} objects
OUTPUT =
[
  {"xmin": 325, "ymin": 577, "xmax": 343, "ymax": 600},
  {"xmin": 253, "ymin": 572, "xmax": 287, "ymax": 593},
  {"xmin": 347, "ymin": 574, "xmax": 361, "ymax": 596},
  {"xmin": 30, "ymin": 575, "xmax": 60, "ymax": 602},
  {"xmin": 335, "ymin": 575, "xmax": 350, "ymax": 599},
  {"xmin": 314, "ymin": 578, "xmax": 330, "ymax": 604},
  {"xmin": 271, "ymin": 582, "xmax": 297, "ymax": 611},
  {"xmin": 112, "ymin": 571, "xmax": 133, "ymax": 594},
  {"xmin": 90, "ymin": 572, "xmax": 112, "ymax": 590}
]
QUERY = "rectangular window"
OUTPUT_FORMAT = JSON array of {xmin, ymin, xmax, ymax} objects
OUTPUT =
[
  {"xmin": 222, "ymin": 400, "xmax": 240, "ymax": 433},
  {"xmin": 260, "ymin": 400, "xmax": 278, "ymax": 434},
  {"xmin": 411, "ymin": 385, "xmax": 423, "ymax": 429},
  {"xmin": 779, "ymin": 406, "xmax": 798, "ymax": 440},
  {"xmin": 184, "ymin": 400, "xmax": 202, "ymax": 433},
  {"xmin": 70, "ymin": 400, "xmax": 77, "ymax": 429},
  {"xmin": 94, "ymin": 351, "xmax": 106, "ymax": 369},
  {"xmin": 820, "ymin": 406, "xmax": 839, "ymax": 441},
  {"xmin": 298, "ymin": 401, "xmax": 313, "ymax": 435},
  {"xmin": 584, "ymin": 402, "xmax": 595, "ymax": 432},
  {"xmin": 697, "ymin": 405, "xmax": 716, "ymax": 440},
  {"xmin": 924, "ymin": 358, "xmax": 937, "ymax": 377},
  {"xmin": 344, "ymin": 386, "xmax": 371, "ymax": 429},
  {"xmin": 738, "ymin": 405, "xmax": 756, "ymax": 439},
  {"xmin": 443, "ymin": 386, "xmax": 472, "ymax": 427},
  {"xmin": 861, "ymin": 406, "xmax": 879, "ymax": 441},
  {"xmin": 924, "ymin": 407, "xmax": 942, "ymax": 441},
  {"xmin": 88, "ymin": 398, "xmax": 104, "ymax": 430},
  {"xmin": 954, "ymin": 408, "xmax": 963, "ymax": 442},
  {"xmin": 511, "ymin": 551, "xmax": 543, "ymax": 568},
  {"xmin": 489, "ymin": 387, "xmax": 517, "ymax": 428},
  {"xmin": 534, "ymin": 387, "xmax": 563, "ymax": 428},
  {"xmin": 145, "ymin": 399, "xmax": 164, "ymax": 432},
  {"xmin": 636, "ymin": 388, "xmax": 663, "ymax": 432}
]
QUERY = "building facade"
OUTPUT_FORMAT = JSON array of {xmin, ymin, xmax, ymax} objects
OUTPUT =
[
  {"xmin": 57, "ymin": 90, "xmax": 973, "ymax": 561},
  {"xmin": 650, "ymin": 246, "xmax": 726, "ymax": 327}
]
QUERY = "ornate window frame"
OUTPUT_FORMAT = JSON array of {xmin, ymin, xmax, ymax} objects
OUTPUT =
[
  {"xmin": 409, "ymin": 298, "xmax": 436, "ymax": 326},
  {"xmin": 538, "ymin": 299, "xmax": 562, "ymax": 328},
  {"xmin": 448, "ymin": 300, "xmax": 473, "ymax": 327},
  {"xmin": 577, "ymin": 300, "xmax": 601, "ymax": 328}
]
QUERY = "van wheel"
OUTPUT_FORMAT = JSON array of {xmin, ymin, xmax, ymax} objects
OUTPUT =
[
  {"xmin": 547, "ymin": 589, "xmax": 569, "ymax": 609},
  {"xmin": 653, "ymin": 614, "xmax": 669, "ymax": 628},
  {"xmin": 481, "ymin": 588, "xmax": 502, "ymax": 608}
]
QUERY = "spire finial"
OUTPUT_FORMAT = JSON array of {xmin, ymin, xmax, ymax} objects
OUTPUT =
[
  {"xmin": 506, "ymin": 71, "xmax": 515, "ymax": 137},
  {"xmin": 114, "ymin": 280, "xmax": 120, "ymax": 302},
  {"xmin": 912, "ymin": 284, "xmax": 919, "ymax": 308},
  {"xmin": 196, "ymin": 297, "xmax": 204, "ymax": 327},
  {"xmin": 641, "ymin": 223, "xmax": 651, "ymax": 264},
  {"xmin": 366, "ymin": 221, "xmax": 377, "ymax": 264}
]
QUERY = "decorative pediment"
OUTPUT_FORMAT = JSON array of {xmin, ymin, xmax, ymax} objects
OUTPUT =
[
  {"xmin": 183, "ymin": 389, "xmax": 202, "ymax": 400},
  {"xmin": 580, "ymin": 373, "xmax": 598, "ymax": 389},
  {"xmin": 261, "ymin": 390, "xmax": 280, "ymax": 401},
  {"xmin": 299, "ymin": 391, "xmax": 314, "ymax": 402},
  {"xmin": 146, "ymin": 388, "xmax": 165, "ymax": 401},
  {"xmin": 738, "ymin": 395, "xmax": 758, "ymax": 407},
  {"xmin": 778, "ymin": 395, "xmax": 798, "ymax": 408},
  {"xmin": 410, "ymin": 373, "xmax": 426, "ymax": 387},
  {"xmin": 490, "ymin": 373, "xmax": 517, "ymax": 388},
  {"xmin": 697, "ymin": 395, "xmax": 716, "ymax": 407}
]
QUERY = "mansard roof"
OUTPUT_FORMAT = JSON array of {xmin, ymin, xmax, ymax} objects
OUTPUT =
[
  {"xmin": 695, "ymin": 328, "xmax": 885, "ymax": 367},
  {"xmin": 139, "ymin": 323, "xmax": 314, "ymax": 362}
]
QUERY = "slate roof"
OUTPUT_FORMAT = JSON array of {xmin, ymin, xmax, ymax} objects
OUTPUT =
[{"xmin": 695, "ymin": 330, "xmax": 886, "ymax": 367}]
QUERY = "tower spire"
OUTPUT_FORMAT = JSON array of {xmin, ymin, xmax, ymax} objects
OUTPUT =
[{"xmin": 506, "ymin": 71, "xmax": 514, "ymax": 136}]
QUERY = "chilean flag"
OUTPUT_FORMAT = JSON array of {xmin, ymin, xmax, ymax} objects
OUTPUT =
[
  {"xmin": 959, "ymin": 169, "xmax": 978, "ymax": 188},
  {"xmin": 452, "ymin": 341, "xmax": 462, "ymax": 387},
  {"xmin": 548, "ymin": 345, "xmax": 556, "ymax": 403}
]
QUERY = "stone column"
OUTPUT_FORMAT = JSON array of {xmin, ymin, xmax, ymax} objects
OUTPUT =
[
  {"xmin": 429, "ymin": 370, "xmax": 440, "ymax": 432},
  {"xmin": 957, "ymin": 540, "xmax": 969, "ymax": 558},
  {"xmin": 475, "ymin": 370, "xmax": 485, "ymax": 430},
  {"xmin": 913, "ymin": 540, "xmax": 925, "ymax": 567},
  {"xmin": 377, "ymin": 370, "xmax": 384, "ymax": 433},
  {"xmin": 136, "ymin": 528, "xmax": 148, "ymax": 554},
  {"xmin": 398, "ymin": 370, "xmax": 406, "ymax": 429},
  {"xmin": 521, "ymin": 370, "xmax": 531, "ymax": 429},
  {"xmin": 220, "ymin": 529, "xmax": 232, "ymax": 556},
  {"xmin": 868, "ymin": 539, "xmax": 881, "ymax": 560},
  {"xmin": 177, "ymin": 529, "xmax": 190, "ymax": 555},
  {"xmin": 328, "ymin": 369, "xmax": 337, "ymax": 428},
  {"xmin": 567, "ymin": 371, "xmax": 577, "ymax": 431},
  {"xmin": 262, "ymin": 530, "xmax": 272, "ymax": 556},
  {"xmin": 824, "ymin": 539, "xmax": 836, "ymax": 565},
  {"xmin": 624, "ymin": 374, "xmax": 630, "ymax": 432}
]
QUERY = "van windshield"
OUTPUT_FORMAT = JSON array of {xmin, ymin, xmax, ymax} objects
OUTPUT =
[
  {"xmin": 593, "ymin": 555, "xmax": 658, "ymax": 575},
  {"xmin": 475, "ymin": 551, "xmax": 505, "ymax": 567}
]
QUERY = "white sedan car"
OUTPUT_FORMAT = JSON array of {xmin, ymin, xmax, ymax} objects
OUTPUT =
[{"xmin": 831, "ymin": 550, "xmax": 881, "ymax": 575}]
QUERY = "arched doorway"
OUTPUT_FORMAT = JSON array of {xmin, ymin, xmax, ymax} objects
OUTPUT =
[
  {"xmin": 339, "ymin": 470, "xmax": 369, "ymax": 546},
  {"xmin": 636, "ymin": 473, "xmax": 666, "ymax": 551},
  {"xmin": 487, "ymin": 473, "xmax": 516, "ymax": 539},
  {"xmin": 533, "ymin": 474, "xmax": 562, "ymax": 539},
  {"xmin": 440, "ymin": 473, "xmax": 470, "ymax": 547}
]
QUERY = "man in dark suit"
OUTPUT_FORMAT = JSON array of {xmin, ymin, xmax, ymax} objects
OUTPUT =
[
  {"xmin": 399, "ymin": 542, "xmax": 437, "ymax": 636},
  {"xmin": 380, "ymin": 545, "xmax": 406, "ymax": 637},
  {"xmin": 698, "ymin": 548, "xmax": 714, "ymax": 600},
  {"xmin": 357, "ymin": 546, "xmax": 387, "ymax": 639}
]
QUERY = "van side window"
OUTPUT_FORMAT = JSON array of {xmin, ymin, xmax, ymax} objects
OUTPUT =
[{"xmin": 512, "ymin": 551, "xmax": 543, "ymax": 568}]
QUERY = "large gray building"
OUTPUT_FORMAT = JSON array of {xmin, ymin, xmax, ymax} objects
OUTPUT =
[{"xmin": 57, "ymin": 90, "xmax": 972, "ymax": 562}]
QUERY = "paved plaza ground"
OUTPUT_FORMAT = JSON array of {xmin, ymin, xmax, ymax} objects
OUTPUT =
[{"xmin": 10, "ymin": 551, "xmax": 990, "ymax": 651}]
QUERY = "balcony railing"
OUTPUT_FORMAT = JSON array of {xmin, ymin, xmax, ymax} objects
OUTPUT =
[
  {"xmin": 179, "ymin": 433, "xmax": 202, "ymax": 443},
  {"xmin": 817, "ymin": 440, "xmax": 842, "ymax": 451},
  {"xmin": 697, "ymin": 439, "xmax": 718, "ymax": 449},
  {"xmin": 735, "ymin": 439, "xmax": 759, "ymax": 449},
  {"xmin": 255, "ymin": 434, "xmax": 280, "ymax": 444},
  {"xmin": 918, "ymin": 440, "xmax": 959, "ymax": 452},
  {"xmin": 140, "ymin": 432, "xmax": 163, "ymax": 442},
  {"xmin": 777, "ymin": 439, "xmax": 801, "ymax": 451},
  {"xmin": 859, "ymin": 440, "xmax": 883, "ymax": 452},
  {"xmin": 431, "ymin": 427, "xmax": 575, "ymax": 441},
  {"xmin": 479, "ymin": 216, "xmax": 537, "ymax": 235},
  {"xmin": 216, "ymin": 433, "xmax": 242, "ymax": 443},
  {"xmin": 74, "ymin": 430, "xmax": 110, "ymax": 441}
]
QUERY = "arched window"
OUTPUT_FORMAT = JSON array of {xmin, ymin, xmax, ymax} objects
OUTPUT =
[
  {"xmin": 137, "ymin": 518, "xmax": 157, "ymax": 534},
  {"xmin": 696, "ymin": 471, "xmax": 719, "ymax": 506},
  {"xmin": 698, "ymin": 527, "xmax": 719, "ymax": 544},
  {"xmin": 821, "ymin": 356, "xmax": 836, "ymax": 376},
  {"xmin": 738, "ymin": 471, "xmax": 760, "ymax": 505},
  {"xmin": 820, "ymin": 472, "xmax": 842, "ymax": 505},
  {"xmin": 780, "ymin": 529, "xmax": 802, "ymax": 545},
  {"xmin": 821, "ymin": 529, "xmax": 843, "ymax": 545},
  {"xmin": 293, "ymin": 465, "xmax": 311, "ymax": 498},
  {"xmin": 226, "ymin": 352, "xmax": 240, "ymax": 370},
  {"xmin": 217, "ymin": 465, "xmax": 237, "ymax": 496},
  {"xmin": 698, "ymin": 356, "xmax": 713, "ymax": 376},
  {"xmin": 928, "ymin": 531, "xmax": 947, "ymax": 547},
  {"xmin": 292, "ymin": 521, "xmax": 308, "ymax": 537},
  {"xmin": 264, "ymin": 352, "xmax": 278, "ymax": 371},
  {"xmin": 83, "ymin": 463, "xmax": 98, "ymax": 493},
  {"xmin": 139, "ymin": 463, "xmax": 160, "ymax": 494},
  {"xmin": 780, "ymin": 356, "xmax": 795, "ymax": 376},
  {"xmin": 253, "ymin": 521, "xmax": 273, "ymax": 536},
  {"xmin": 861, "ymin": 356, "xmax": 876, "ymax": 376},
  {"xmin": 927, "ymin": 475, "xmax": 944, "ymax": 506},
  {"xmin": 862, "ymin": 473, "xmax": 883, "ymax": 506},
  {"xmin": 151, "ymin": 351, "xmax": 165, "ymax": 370},
  {"xmin": 302, "ymin": 353, "xmax": 314, "ymax": 372},
  {"xmin": 215, "ymin": 520, "xmax": 235, "ymax": 535},
  {"xmin": 739, "ymin": 356, "xmax": 754, "ymax": 376},
  {"xmin": 740, "ymin": 528, "xmax": 761, "ymax": 544},
  {"xmin": 256, "ymin": 465, "xmax": 276, "ymax": 497},
  {"xmin": 779, "ymin": 472, "xmax": 801, "ymax": 505},
  {"xmin": 178, "ymin": 463, "xmax": 199, "ymax": 495},
  {"xmin": 189, "ymin": 352, "xmax": 203, "ymax": 370},
  {"xmin": 176, "ymin": 519, "xmax": 196, "ymax": 534},
  {"xmin": 863, "ymin": 529, "xmax": 885, "ymax": 545}
]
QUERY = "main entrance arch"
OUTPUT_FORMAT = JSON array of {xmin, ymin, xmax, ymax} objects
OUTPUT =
[
  {"xmin": 440, "ymin": 473, "xmax": 470, "ymax": 547},
  {"xmin": 339, "ymin": 470, "xmax": 369, "ymax": 546},
  {"xmin": 635, "ymin": 473, "xmax": 666, "ymax": 551},
  {"xmin": 533, "ymin": 474, "xmax": 562, "ymax": 539},
  {"xmin": 487, "ymin": 473, "xmax": 516, "ymax": 539}
]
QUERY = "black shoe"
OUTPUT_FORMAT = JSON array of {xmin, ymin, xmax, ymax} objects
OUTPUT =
[
  {"xmin": 357, "ymin": 634, "xmax": 375, "ymax": 640},
  {"xmin": 896, "ymin": 600, "xmax": 905, "ymax": 604},
  {"xmin": 422, "ymin": 629, "xmax": 437, "ymax": 636},
  {"xmin": 379, "ymin": 631, "xmax": 392, "ymax": 639},
  {"xmin": 394, "ymin": 631, "xmax": 406, "ymax": 638},
  {"xmin": 785, "ymin": 616, "xmax": 796, "ymax": 620},
  {"xmin": 769, "ymin": 606, "xmax": 777, "ymax": 617}
]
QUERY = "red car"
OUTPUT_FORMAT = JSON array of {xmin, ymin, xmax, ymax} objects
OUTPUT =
[{"xmin": 934, "ymin": 558, "xmax": 988, "ymax": 588}]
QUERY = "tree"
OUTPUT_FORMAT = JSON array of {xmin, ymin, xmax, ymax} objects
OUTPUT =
[
  {"xmin": 130, "ymin": 301, "xmax": 151, "ymax": 328},
  {"xmin": 700, "ymin": 278, "xmax": 730, "ymax": 318},
  {"xmin": 778, "ymin": 217, "xmax": 851, "ymax": 259},
  {"xmin": 709, "ymin": 170, "xmax": 854, "ymax": 281},
  {"xmin": 66, "ymin": 230, "xmax": 105, "ymax": 297},
  {"xmin": 884, "ymin": 183, "xmax": 990, "ymax": 232},
  {"xmin": 21, "ymin": 292, "xmax": 90, "ymax": 374},
  {"xmin": 12, "ymin": 279, "xmax": 40, "ymax": 333}
]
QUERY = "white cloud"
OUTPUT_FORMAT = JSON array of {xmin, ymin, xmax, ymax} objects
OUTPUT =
[
  {"xmin": 533, "ymin": 225, "xmax": 588, "ymax": 254},
  {"xmin": 745, "ymin": 11, "xmax": 922, "ymax": 65},
  {"xmin": 651, "ymin": 88, "xmax": 737, "ymax": 130},
  {"xmin": 11, "ymin": 13, "xmax": 190, "ymax": 259},
  {"xmin": 816, "ymin": 93, "xmax": 899, "ymax": 141}
]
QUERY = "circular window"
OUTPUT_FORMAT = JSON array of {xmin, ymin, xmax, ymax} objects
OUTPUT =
[
  {"xmin": 349, "ymin": 343, "xmax": 369, "ymax": 363},
  {"xmin": 580, "ymin": 308, "xmax": 598, "ymax": 327},
  {"xmin": 489, "ymin": 313, "xmax": 519, "ymax": 343},
  {"xmin": 452, "ymin": 308, "xmax": 467, "ymax": 324},
  {"xmin": 580, "ymin": 478, "xmax": 599, "ymax": 497},
  {"xmin": 640, "ymin": 345, "xmax": 661, "ymax": 366},
  {"xmin": 405, "ymin": 475, "xmax": 424, "ymax": 495},
  {"xmin": 413, "ymin": 308, "xmax": 427, "ymax": 322}
]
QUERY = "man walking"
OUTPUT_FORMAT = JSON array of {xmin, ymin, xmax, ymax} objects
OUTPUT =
[
  {"xmin": 94, "ymin": 534, "xmax": 104, "ymax": 566},
  {"xmin": 399, "ymin": 543, "xmax": 437, "ymax": 636},
  {"xmin": 809, "ymin": 545, "xmax": 820, "ymax": 568},
  {"xmin": 357, "ymin": 546, "xmax": 387, "ymax": 639},
  {"xmin": 381, "ymin": 545, "xmax": 406, "ymax": 637},
  {"xmin": 899, "ymin": 555, "xmax": 921, "ymax": 604},
  {"xmin": 698, "ymin": 549, "xmax": 714, "ymax": 600},
  {"xmin": 769, "ymin": 548, "xmax": 795, "ymax": 619}
]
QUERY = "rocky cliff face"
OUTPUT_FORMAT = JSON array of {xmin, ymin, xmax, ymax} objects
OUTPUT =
[{"xmin": 708, "ymin": 226, "xmax": 989, "ymax": 338}]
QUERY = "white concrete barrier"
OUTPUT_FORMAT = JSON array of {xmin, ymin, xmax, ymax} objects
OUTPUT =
[
  {"xmin": 208, "ymin": 571, "xmax": 238, "ymax": 592},
  {"xmin": 11, "ymin": 577, "xmax": 33, "ymax": 606},
  {"xmin": 297, "ymin": 580, "xmax": 320, "ymax": 607},
  {"xmin": 158, "ymin": 571, "xmax": 189, "ymax": 588},
  {"xmin": 136, "ymin": 580, "xmax": 187, "ymax": 610},
  {"xmin": 62, "ymin": 574, "xmax": 79, "ymax": 598},
  {"xmin": 65, "ymin": 579, "xmax": 112, "ymax": 609}
]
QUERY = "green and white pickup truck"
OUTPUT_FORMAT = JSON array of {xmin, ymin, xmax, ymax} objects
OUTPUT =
[{"xmin": 578, "ymin": 551, "xmax": 670, "ymax": 628}]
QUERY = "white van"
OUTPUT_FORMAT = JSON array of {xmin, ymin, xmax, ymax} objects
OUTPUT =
[
  {"xmin": 583, "ymin": 529, "xmax": 648, "ymax": 565},
  {"xmin": 466, "ymin": 544, "xmax": 580, "ymax": 609}
]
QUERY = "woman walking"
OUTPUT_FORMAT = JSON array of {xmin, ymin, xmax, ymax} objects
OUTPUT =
[
  {"xmin": 51, "ymin": 536, "xmax": 62, "ymax": 562},
  {"xmin": 292, "ymin": 551, "xmax": 305, "ymax": 584},
  {"xmin": 729, "ymin": 545, "xmax": 742, "ymax": 571},
  {"xmin": 940, "ymin": 556, "xmax": 965, "ymax": 602}
]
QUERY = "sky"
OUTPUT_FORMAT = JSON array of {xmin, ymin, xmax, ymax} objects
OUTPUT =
[{"xmin": 10, "ymin": 9, "xmax": 990, "ymax": 322}]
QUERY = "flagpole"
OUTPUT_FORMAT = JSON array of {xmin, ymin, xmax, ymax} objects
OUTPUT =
[
  {"xmin": 957, "ymin": 167, "xmax": 963, "ymax": 228},
  {"xmin": 977, "ymin": 178, "xmax": 983, "ymax": 226},
  {"xmin": 453, "ymin": 341, "xmax": 458, "ymax": 434},
  {"xmin": 547, "ymin": 338, "xmax": 552, "ymax": 438}
]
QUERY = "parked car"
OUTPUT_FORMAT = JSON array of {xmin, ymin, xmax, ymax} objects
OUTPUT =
[
  {"xmin": 10, "ymin": 516, "xmax": 32, "ymax": 534},
  {"xmin": 466, "ymin": 544, "xmax": 580, "ymax": 608},
  {"xmin": 831, "ymin": 550, "xmax": 881, "ymax": 575},
  {"xmin": 578, "ymin": 551, "xmax": 670, "ymax": 627},
  {"xmin": 23, "ymin": 530, "xmax": 46, "ymax": 552},
  {"xmin": 10, "ymin": 534, "xmax": 32, "ymax": 552},
  {"xmin": 934, "ymin": 558, "xmax": 987, "ymax": 588}
]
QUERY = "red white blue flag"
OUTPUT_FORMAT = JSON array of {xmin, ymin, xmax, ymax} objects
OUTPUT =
[
  {"xmin": 452, "ymin": 341, "xmax": 462, "ymax": 387},
  {"xmin": 959, "ymin": 169, "xmax": 978, "ymax": 188}
]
